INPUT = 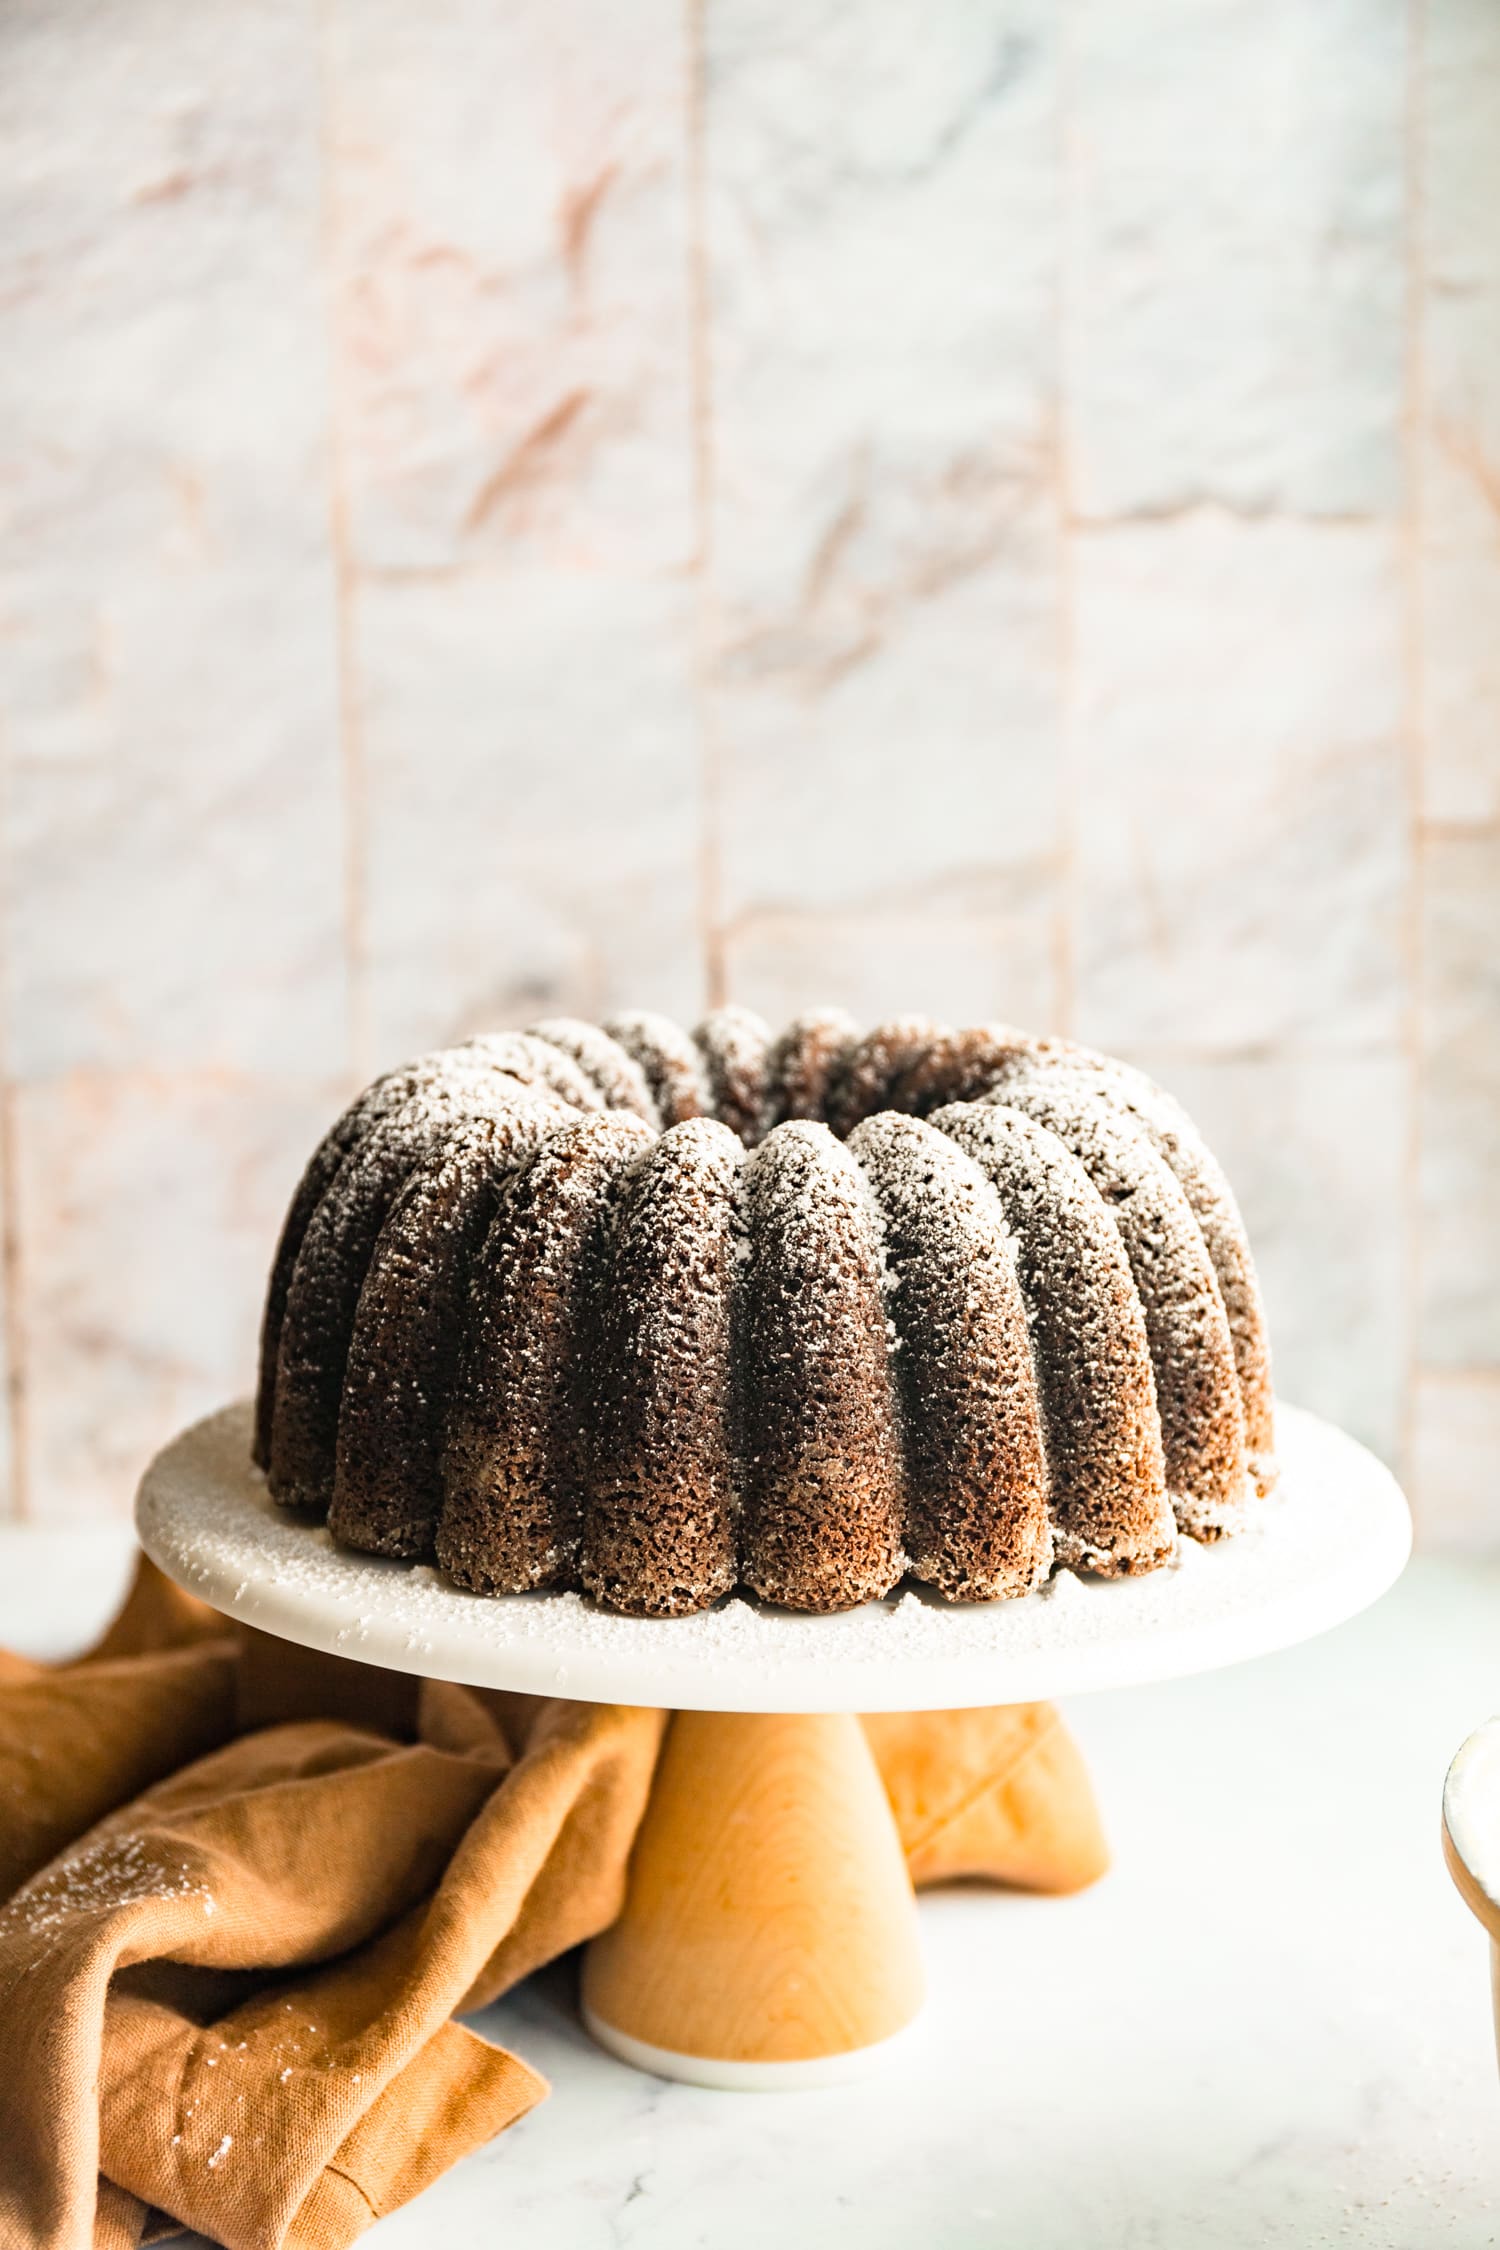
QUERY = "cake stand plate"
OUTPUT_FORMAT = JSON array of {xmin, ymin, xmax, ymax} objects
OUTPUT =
[
  {"xmin": 135, "ymin": 1401, "xmax": 1410, "ymax": 2091},
  {"xmin": 136, "ymin": 1401, "xmax": 1408, "ymax": 1716}
]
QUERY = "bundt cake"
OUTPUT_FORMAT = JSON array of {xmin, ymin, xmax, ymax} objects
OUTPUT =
[{"xmin": 254, "ymin": 1009, "xmax": 1277, "ymax": 1617}]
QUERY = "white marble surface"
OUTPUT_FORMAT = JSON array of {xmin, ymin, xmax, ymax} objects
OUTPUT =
[{"xmin": 5, "ymin": 1528, "xmax": 1498, "ymax": 2247}]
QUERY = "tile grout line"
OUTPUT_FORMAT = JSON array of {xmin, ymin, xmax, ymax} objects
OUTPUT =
[
  {"xmin": 1399, "ymin": 0, "xmax": 1429, "ymax": 1505},
  {"xmin": 0, "ymin": 697, "xmax": 27, "ymax": 1517},
  {"xmin": 314, "ymin": 0, "xmax": 371, "ymax": 1084},
  {"xmin": 685, "ymin": 0, "xmax": 726, "ymax": 1011},
  {"xmin": 0, "ymin": 1083, "xmax": 25, "ymax": 1522},
  {"xmin": 1422, "ymin": 816, "xmax": 1500, "ymax": 842},
  {"xmin": 0, "ymin": 715, "xmax": 28, "ymax": 1517},
  {"xmin": 1051, "ymin": 0, "xmax": 1079, "ymax": 1040}
]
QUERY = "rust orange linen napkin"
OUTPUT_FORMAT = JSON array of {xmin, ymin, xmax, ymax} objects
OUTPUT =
[{"xmin": 0, "ymin": 1558, "xmax": 1107, "ymax": 2250}]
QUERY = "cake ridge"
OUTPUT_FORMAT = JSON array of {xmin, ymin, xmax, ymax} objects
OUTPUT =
[
  {"xmin": 328, "ymin": 1103, "xmax": 565, "ymax": 1560},
  {"xmin": 929, "ymin": 1100, "xmax": 1176, "ymax": 1575},
  {"xmin": 582, "ymin": 1116, "xmax": 744, "ymax": 1617},
  {"xmin": 438, "ymin": 1110, "xmax": 656, "ymax": 1596},
  {"xmin": 974, "ymin": 1073, "xmax": 1249, "ymax": 1539},
  {"xmin": 739, "ymin": 1119, "xmax": 906, "ymax": 1612},
  {"xmin": 849, "ymin": 1110, "xmax": 1052, "ymax": 1602},
  {"xmin": 982, "ymin": 1041, "xmax": 1276, "ymax": 1496}
]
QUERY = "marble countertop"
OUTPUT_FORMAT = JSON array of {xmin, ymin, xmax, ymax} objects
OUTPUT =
[{"xmin": 4, "ymin": 1531, "xmax": 1497, "ymax": 2247}]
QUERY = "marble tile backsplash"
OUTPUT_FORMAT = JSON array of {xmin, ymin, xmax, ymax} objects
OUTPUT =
[{"xmin": 0, "ymin": 0, "xmax": 1495, "ymax": 1546}]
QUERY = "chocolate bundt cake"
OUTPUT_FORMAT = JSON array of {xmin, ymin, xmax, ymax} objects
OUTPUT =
[{"xmin": 254, "ymin": 1010, "xmax": 1277, "ymax": 1617}]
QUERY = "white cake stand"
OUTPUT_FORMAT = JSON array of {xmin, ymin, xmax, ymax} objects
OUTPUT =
[{"xmin": 136, "ymin": 1400, "xmax": 1409, "ymax": 2091}]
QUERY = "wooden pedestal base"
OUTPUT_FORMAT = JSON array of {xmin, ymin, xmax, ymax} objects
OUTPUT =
[{"xmin": 581, "ymin": 1711, "xmax": 925, "ymax": 2088}]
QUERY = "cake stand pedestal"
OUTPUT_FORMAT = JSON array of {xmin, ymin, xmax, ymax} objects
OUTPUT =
[{"xmin": 135, "ymin": 1402, "xmax": 1410, "ymax": 2090}]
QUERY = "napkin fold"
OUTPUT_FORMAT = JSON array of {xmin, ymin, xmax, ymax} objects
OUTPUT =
[
  {"xmin": 0, "ymin": 1558, "xmax": 1107, "ymax": 2250},
  {"xmin": 862, "ymin": 1704, "xmax": 1109, "ymax": 1892}
]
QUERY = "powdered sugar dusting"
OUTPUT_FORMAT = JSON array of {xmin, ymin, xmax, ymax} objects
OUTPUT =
[{"xmin": 4, "ymin": 1831, "xmax": 217, "ymax": 1938}]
